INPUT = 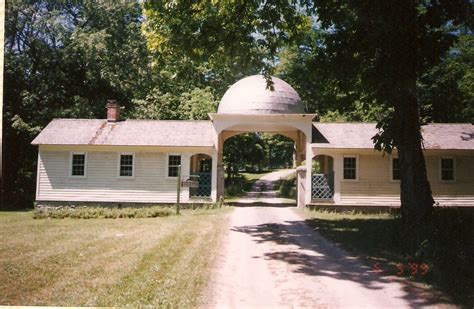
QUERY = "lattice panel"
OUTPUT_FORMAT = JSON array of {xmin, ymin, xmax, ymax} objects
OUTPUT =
[
  {"xmin": 312, "ymin": 173, "xmax": 334, "ymax": 199},
  {"xmin": 190, "ymin": 173, "xmax": 212, "ymax": 197}
]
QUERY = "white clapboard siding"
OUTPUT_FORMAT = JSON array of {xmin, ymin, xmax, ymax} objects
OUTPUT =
[
  {"xmin": 37, "ymin": 150, "xmax": 188, "ymax": 203},
  {"xmin": 339, "ymin": 152, "xmax": 474, "ymax": 205}
]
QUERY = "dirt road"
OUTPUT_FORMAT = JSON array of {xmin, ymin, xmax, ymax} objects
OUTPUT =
[
  {"xmin": 236, "ymin": 169, "xmax": 296, "ymax": 204},
  {"xmin": 207, "ymin": 171, "xmax": 444, "ymax": 308}
]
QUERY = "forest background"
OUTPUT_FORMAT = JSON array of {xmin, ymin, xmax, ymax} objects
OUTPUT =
[{"xmin": 3, "ymin": 1, "xmax": 472, "ymax": 209}]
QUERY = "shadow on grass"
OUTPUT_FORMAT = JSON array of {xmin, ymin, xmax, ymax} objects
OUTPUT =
[
  {"xmin": 232, "ymin": 213, "xmax": 471, "ymax": 307},
  {"xmin": 306, "ymin": 214, "xmax": 474, "ymax": 306}
]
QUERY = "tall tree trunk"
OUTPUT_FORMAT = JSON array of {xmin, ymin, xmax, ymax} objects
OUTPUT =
[
  {"xmin": 394, "ymin": 1, "xmax": 434, "ymax": 225},
  {"xmin": 395, "ymin": 88, "xmax": 434, "ymax": 225}
]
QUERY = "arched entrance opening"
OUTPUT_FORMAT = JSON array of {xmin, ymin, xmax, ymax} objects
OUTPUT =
[
  {"xmin": 311, "ymin": 155, "xmax": 334, "ymax": 200},
  {"xmin": 222, "ymin": 132, "xmax": 297, "ymax": 199},
  {"xmin": 189, "ymin": 153, "xmax": 212, "ymax": 198},
  {"xmin": 207, "ymin": 74, "xmax": 317, "ymax": 206}
]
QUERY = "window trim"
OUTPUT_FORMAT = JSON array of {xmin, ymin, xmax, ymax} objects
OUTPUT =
[
  {"xmin": 117, "ymin": 152, "xmax": 135, "ymax": 179},
  {"xmin": 390, "ymin": 155, "xmax": 400, "ymax": 182},
  {"xmin": 166, "ymin": 153, "xmax": 182, "ymax": 179},
  {"xmin": 342, "ymin": 155, "xmax": 359, "ymax": 182},
  {"xmin": 69, "ymin": 152, "xmax": 87, "ymax": 178},
  {"xmin": 439, "ymin": 156, "xmax": 456, "ymax": 182}
]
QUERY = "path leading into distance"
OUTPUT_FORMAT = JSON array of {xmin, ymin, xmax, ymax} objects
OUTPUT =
[{"xmin": 207, "ymin": 170, "xmax": 449, "ymax": 308}]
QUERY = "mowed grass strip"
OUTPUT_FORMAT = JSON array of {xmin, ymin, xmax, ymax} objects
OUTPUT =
[{"xmin": 0, "ymin": 208, "xmax": 231, "ymax": 307}]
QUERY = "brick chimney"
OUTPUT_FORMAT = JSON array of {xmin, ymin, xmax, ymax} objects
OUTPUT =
[{"xmin": 106, "ymin": 100, "xmax": 120, "ymax": 122}]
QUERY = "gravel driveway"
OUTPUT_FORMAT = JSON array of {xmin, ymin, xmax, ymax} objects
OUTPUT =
[{"xmin": 207, "ymin": 171, "xmax": 448, "ymax": 308}]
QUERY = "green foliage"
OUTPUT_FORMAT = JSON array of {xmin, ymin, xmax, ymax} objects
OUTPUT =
[
  {"xmin": 178, "ymin": 87, "xmax": 218, "ymax": 120},
  {"xmin": 4, "ymin": 1, "xmax": 153, "ymax": 208},
  {"xmin": 259, "ymin": 134, "xmax": 294, "ymax": 169},
  {"xmin": 33, "ymin": 206, "xmax": 175, "ymax": 219},
  {"xmin": 278, "ymin": 174, "xmax": 296, "ymax": 199},
  {"xmin": 223, "ymin": 133, "xmax": 266, "ymax": 177},
  {"xmin": 5, "ymin": 0, "xmax": 473, "ymax": 216},
  {"xmin": 419, "ymin": 34, "xmax": 474, "ymax": 123},
  {"xmin": 223, "ymin": 133, "xmax": 294, "ymax": 178},
  {"xmin": 143, "ymin": 0, "xmax": 310, "ymax": 84},
  {"xmin": 131, "ymin": 89, "xmax": 181, "ymax": 120},
  {"xmin": 224, "ymin": 178, "xmax": 246, "ymax": 198}
]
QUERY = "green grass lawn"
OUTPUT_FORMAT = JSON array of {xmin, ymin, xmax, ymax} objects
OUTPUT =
[
  {"xmin": 239, "ymin": 171, "xmax": 271, "ymax": 181},
  {"xmin": 298, "ymin": 208, "xmax": 474, "ymax": 306},
  {"xmin": 0, "ymin": 208, "xmax": 231, "ymax": 307}
]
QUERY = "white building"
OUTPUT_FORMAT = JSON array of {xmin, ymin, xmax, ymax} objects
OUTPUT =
[{"xmin": 32, "ymin": 75, "xmax": 474, "ymax": 207}]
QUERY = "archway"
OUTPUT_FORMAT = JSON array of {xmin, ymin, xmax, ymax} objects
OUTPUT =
[
  {"xmin": 207, "ymin": 75, "xmax": 317, "ymax": 206},
  {"xmin": 311, "ymin": 155, "xmax": 334, "ymax": 200},
  {"xmin": 189, "ymin": 153, "xmax": 212, "ymax": 198},
  {"xmin": 222, "ymin": 132, "xmax": 297, "ymax": 200}
]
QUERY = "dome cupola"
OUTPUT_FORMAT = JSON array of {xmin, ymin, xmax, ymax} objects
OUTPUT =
[{"xmin": 217, "ymin": 75, "xmax": 304, "ymax": 114}]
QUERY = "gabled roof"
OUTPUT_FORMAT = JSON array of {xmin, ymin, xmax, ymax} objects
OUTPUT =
[
  {"xmin": 32, "ymin": 119, "xmax": 215, "ymax": 147},
  {"xmin": 312, "ymin": 123, "xmax": 474, "ymax": 150}
]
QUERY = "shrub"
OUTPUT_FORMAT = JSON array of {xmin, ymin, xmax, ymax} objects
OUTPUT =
[
  {"xmin": 279, "ymin": 174, "xmax": 296, "ymax": 198},
  {"xmin": 224, "ymin": 175, "xmax": 247, "ymax": 197},
  {"xmin": 34, "ymin": 206, "xmax": 175, "ymax": 219}
]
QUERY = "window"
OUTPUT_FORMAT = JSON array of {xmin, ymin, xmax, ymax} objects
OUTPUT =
[
  {"xmin": 440, "ymin": 157, "xmax": 455, "ymax": 181},
  {"xmin": 119, "ymin": 154, "xmax": 134, "ymax": 177},
  {"xmin": 343, "ymin": 156, "xmax": 357, "ymax": 180},
  {"xmin": 71, "ymin": 153, "xmax": 86, "ymax": 177},
  {"xmin": 168, "ymin": 155, "xmax": 181, "ymax": 177},
  {"xmin": 391, "ymin": 157, "xmax": 400, "ymax": 181}
]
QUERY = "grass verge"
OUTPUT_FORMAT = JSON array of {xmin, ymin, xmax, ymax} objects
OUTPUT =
[
  {"xmin": 0, "ymin": 207, "xmax": 231, "ymax": 306},
  {"xmin": 298, "ymin": 207, "xmax": 474, "ymax": 306}
]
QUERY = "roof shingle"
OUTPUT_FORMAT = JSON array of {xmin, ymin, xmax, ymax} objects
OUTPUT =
[
  {"xmin": 312, "ymin": 123, "xmax": 474, "ymax": 150},
  {"xmin": 32, "ymin": 119, "xmax": 215, "ymax": 147}
]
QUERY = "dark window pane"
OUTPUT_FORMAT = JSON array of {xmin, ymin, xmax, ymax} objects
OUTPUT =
[
  {"xmin": 392, "ymin": 158, "xmax": 400, "ymax": 180},
  {"xmin": 119, "ymin": 154, "xmax": 133, "ymax": 177},
  {"xmin": 168, "ymin": 166, "xmax": 178, "ymax": 177},
  {"xmin": 71, "ymin": 154, "xmax": 85, "ymax": 176},
  {"xmin": 169, "ymin": 155, "xmax": 181, "ymax": 166},
  {"xmin": 442, "ymin": 170, "xmax": 454, "ymax": 181},
  {"xmin": 343, "ymin": 157, "xmax": 356, "ymax": 179},
  {"xmin": 72, "ymin": 154, "xmax": 85, "ymax": 165},
  {"xmin": 72, "ymin": 166, "xmax": 84, "ymax": 176},
  {"xmin": 344, "ymin": 169, "xmax": 356, "ymax": 180},
  {"xmin": 441, "ymin": 159, "xmax": 453, "ymax": 169},
  {"xmin": 120, "ymin": 166, "xmax": 133, "ymax": 177},
  {"xmin": 441, "ymin": 158, "xmax": 454, "ymax": 180},
  {"xmin": 168, "ymin": 155, "xmax": 181, "ymax": 177},
  {"xmin": 121, "ymin": 155, "xmax": 133, "ymax": 166}
]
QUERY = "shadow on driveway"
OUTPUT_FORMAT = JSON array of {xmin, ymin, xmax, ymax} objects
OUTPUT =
[{"xmin": 231, "ymin": 219, "xmax": 452, "ymax": 308}]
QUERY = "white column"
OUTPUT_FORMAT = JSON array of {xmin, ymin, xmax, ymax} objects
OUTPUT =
[
  {"xmin": 181, "ymin": 153, "xmax": 191, "ymax": 202},
  {"xmin": 305, "ymin": 140, "xmax": 313, "ymax": 205},
  {"xmin": 211, "ymin": 150, "xmax": 218, "ymax": 202},
  {"xmin": 333, "ymin": 153, "xmax": 342, "ymax": 204}
]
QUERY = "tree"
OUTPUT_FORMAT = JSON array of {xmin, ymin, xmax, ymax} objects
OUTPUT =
[
  {"xmin": 3, "ymin": 1, "xmax": 153, "ymax": 208},
  {"xmin": 144, "ymin": 1, "xmax": 473, "ymax": 224},
  {"xmin": 223, "ymin": 133, "xmax": 266, "ymax": 179},
  {"xmin": 418, "ymin": 34, "xmax": 474, "ymax": 123},
  {"xmin": 275, "ymin": 31, "xmax": 384, "ymax": 122},
  {"xmin": 178, "ymin": 87, "xmax": 218, "ymax": 120},
  {"xmin": 310, "ymin": 1, "xmax": 472, "ymax": 224},
  {"xmin": 142, "ymin": 0, "xmax": 310, "ymax": 90}
]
